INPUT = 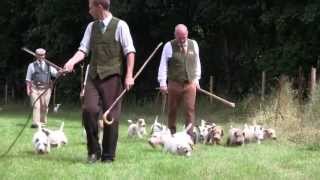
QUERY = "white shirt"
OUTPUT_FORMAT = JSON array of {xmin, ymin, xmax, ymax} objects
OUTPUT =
[
  {"xmin": 78, "ymin": 14, "xmax": 135, "ymax": 56},
  {"xmin": 25, "ymin": 60, "xmax": 58, "ymax": 81},
  {"xmin": 157, "ymin": 40, "xmax": 201, "ymax": 87}
]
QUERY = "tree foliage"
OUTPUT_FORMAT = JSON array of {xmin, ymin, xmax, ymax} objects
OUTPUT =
[{"xmin": 0, "ymin": 0, "xmax": 320, "ymax": 102}]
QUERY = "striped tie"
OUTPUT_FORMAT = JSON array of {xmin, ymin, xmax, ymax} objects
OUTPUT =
[{"xmin": 180, "ymin": 44, "xmax": 187, "ymax": 54}]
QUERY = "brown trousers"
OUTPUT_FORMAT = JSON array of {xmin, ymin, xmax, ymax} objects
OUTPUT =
[
  {"xmin": 167, "ymin": 80, "xmax": 196, "ymax": 135},
  {"xmin": 30, "ymin": 85, "xmax": 52, "ymax": 124},
  {"xmin": 83, "ymin": 75, "xmax": 122, "ymax": 160}
]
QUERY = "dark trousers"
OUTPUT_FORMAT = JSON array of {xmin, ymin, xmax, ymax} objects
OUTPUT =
[
  {"xmin": 83, "ymin": 75, "xmax": 122, "ymax": 160},
  {"xmin": 167, "ymin": 80, "xmax": 196, "ymax": 136}
]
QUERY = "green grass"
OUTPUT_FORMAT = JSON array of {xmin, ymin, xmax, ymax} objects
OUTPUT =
[{"xmin": 0, "ymin": 103, "xmax": 320, "ymax": 180}]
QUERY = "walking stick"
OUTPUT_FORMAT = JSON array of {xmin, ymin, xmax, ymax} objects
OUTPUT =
[
  {"xmin": 102, "ymin": 42, "xmax": 163, "ymax": 125},
  {"xmin": 80, "ymin": 65, "xmax": 90, "ymax": 99},
  {"xmin": 21, "ymin": 47, "xmax": 63, "ymax": 71},
  {"xmin": 198, "ymin": 88, "xmax": 235, "ymax": 108}
]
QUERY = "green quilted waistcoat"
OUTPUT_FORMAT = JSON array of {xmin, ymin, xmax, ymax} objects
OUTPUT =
[
  {"xmin": 89, "ymin": 17, "xmax": 124, "ymax": 79},
  {"xmin": 168, "ymin": 39, "xmax": 197, "ymax": 83}
]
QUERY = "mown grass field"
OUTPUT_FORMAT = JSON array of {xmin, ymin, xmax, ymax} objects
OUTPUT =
[{"xmin": 0, "ymin": 102, "xmax": 320, "ymax": 180}]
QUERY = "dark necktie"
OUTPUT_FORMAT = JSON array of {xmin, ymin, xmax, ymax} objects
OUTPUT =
[{"xmin": 99, "ymin": 21, "xmax": 105, "ymax": 33}]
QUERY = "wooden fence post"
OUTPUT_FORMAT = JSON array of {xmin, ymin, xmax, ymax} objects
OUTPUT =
[
  {"xmin": 310, "ymin": 66, "xmax": 317, "ymax": 96},
  {"xmin": 298, "ymin": 66, "xmax": 304, "ymax": 103},
  {"xmin": 261, "ymin": 71, "xmax": 266, "ymax": 101},
  {"xmin": 209, "ymin": 76, "xmax": 213, "ymax": 104},
  {"xmin": 4, "ymin": 81, "xmax": 8, "ymax": 104}
]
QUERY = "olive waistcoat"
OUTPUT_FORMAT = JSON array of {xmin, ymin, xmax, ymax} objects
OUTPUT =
[
  {"xmin": 89, "ymin": 17, "xmax": 124, "ymax": 79},
  {"xmin": 168, "ymin": 39, "xmax": 197, "ymax": 83}
]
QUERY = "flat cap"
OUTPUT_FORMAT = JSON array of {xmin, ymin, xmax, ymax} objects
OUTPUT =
[{"xmin": 35, "ymin": 48, "xmax": 46, "ymax": 55}]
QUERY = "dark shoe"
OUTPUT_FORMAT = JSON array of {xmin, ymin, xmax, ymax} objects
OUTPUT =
[
  {"xmin": 30, "ymin": 124, "xmax": 38, "ymax": 128},
  {"xmin": 87, "ymin": 154, "xmax": 100, "ymax": 164},
  {"xmin": 101, "ymin": 159, "xmax": 114, "ymax": 164}
]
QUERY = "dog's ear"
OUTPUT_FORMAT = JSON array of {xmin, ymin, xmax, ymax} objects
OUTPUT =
[
  {"xmin": 233, "ymin": 131, "xmax": 237, "ymax": 137},
  {"xmin": 42, "ymin": 129, "xmax": 50, "ymax": 136}
]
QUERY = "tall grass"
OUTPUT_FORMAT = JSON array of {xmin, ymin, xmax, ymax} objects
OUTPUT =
[{"xmin": 246, "ymin": 78, "xmax": 320, "ymax": 147}]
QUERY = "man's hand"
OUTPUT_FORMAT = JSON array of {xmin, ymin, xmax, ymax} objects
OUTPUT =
[
  {"xmin": 63, "ymin": 60, "xmax": 75, "ymax": 73},
  {"xmin": 27, "ymin": 88, "xmax": 31, "ymax": 96},
  {"xmin": 125, "ymin": 76, "xmax": 134, "ymax": 90},
  {"xmin": 193, "ymin": 80, "xmax": 200, "ymax": 90},
  {"xmin": 159, "ymin": 86, "xmax": 168, "ymax": 94},
  {"xmin": 26, "ymin": 81, "xmax": 32, "ymax": 96}
]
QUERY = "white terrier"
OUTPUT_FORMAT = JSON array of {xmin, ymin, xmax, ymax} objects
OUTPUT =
[
  {"xmin": 53, "ymin": 104, "xmax": 62, "ymax": 113},
  {"xmin": 43, "ymin": 122, "xmax": 68, "ymax": 148},
  {"xmin": 150, "ymin": 115, "xmax": 168, "ymax": 134},
  {"xmin": 243, "ymin": 124, "xmax": 264, "ymax": 144},
  {"xmin": 128, "ymin": 118, "xmax": 147, "ymax": 138},
  {"xmin": 148, "ymin": 124, "xmax": 194, "ymax": 156},
  {"xmin": 32, "ymin": 124, "xmax": 50, "ymax": 154},
  {"xmin": 227, "ymin": 126, "xmax": 245, "ymax": 146},
  {"xmin": 263, "ymin": 128, "xmax": 277, "ymax": 140},
  {"xmin": 198, "ymin": 119, "xmax": 216, "ymax": 144}
]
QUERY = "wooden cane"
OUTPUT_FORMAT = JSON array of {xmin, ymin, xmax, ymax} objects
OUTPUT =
[
  {"xmin": 198, "ymin": 88, "xmax": 235, "ymax": 108},
  {"xmin": 80, "ymin": 65, "xmax": 90, "ymax": 99},
  {"xmin": 21, "ymin": 47, "xmax": 63, "ymax": 71},
  {"xmin": 102, "ymin": 42, "xmax": 163, "ymax": 125}
]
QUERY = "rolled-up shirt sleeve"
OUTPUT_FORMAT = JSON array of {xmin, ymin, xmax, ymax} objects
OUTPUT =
[
  {"xmin": 116, "ymin": 20, "xmax": 136, "ymax": 55},
  {"xmin": 193, "ymin": 40, "xmax": 201, "ymax": 82},
  {"xmin": 25, "ymin": 63, "xmax": 34, "ymax": 81},
  {"xmin": 78, "ymin": 22, "xmax": 94, "ymax": 55},
  {"xmin": 157, "ymin": 42, "xmax": 172, "ymax": 87},
  {"xmin": 50, "ymin": 66, "xmax": 58, "ymax": 78}
]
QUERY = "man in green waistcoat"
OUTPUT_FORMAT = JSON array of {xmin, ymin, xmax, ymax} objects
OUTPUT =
[
  {"xmin": 63, "ymin": 0, "xmax": 135, "ymax": 163},
  {"xmin": 158, "ymin": 24, "xmax": 201, "ymax": 141}
]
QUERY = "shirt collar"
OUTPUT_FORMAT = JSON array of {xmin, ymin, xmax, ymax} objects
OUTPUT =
[
  {"xmin": 101, "ymin": 14, "xmax": 113, "ymax": 27},
  {"xmin": 179, "ymin": 40, "xmax": 188, "ymax": 48}
]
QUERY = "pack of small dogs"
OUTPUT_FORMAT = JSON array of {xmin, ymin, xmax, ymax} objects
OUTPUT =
[
  {"xmin": 32, "ymin": 116, "xmax": 276, "ymax": 157},
  {"xmin": 136, "ymin": 117, "xmax": 276, "ymax": 157},
  {"xmin": 32, "ymin": 122, "xmax": 68, "ymax": 154}
]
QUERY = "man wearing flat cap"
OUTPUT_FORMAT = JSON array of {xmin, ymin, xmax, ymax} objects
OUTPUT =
[{"xmin": 26, "ymin": 48, "xmax": 59, "ymax": 128}]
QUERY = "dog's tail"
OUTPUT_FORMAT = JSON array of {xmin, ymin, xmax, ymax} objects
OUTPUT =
[
  {"xmin": 244, "ymin": 123, "xmax": 248, "ymax": 129},
  {"xmin": 154, "ymin": 115, "xmax": 159, "ymax": 123},
  {"xmin": 59, "ymin": 121, "xmax": 65, "ymax": 131},
  {"xmin": 184, "ymin": 123, "xmax": 193, "ymax": 133},
  {"xmin": 128, "ymin": 119, "xmax": 133, "ymax": 124}
]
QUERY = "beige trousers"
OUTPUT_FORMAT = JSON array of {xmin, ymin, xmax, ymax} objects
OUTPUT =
[{"xmin": 30, "ymin": 85, "xmax": 52, "ymax": 124}]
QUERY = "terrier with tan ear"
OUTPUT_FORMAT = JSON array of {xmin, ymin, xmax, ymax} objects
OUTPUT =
[
  {"xmin": 42, "ymin": 122, "xmax": 68, "ymax": 148},
  {"xmin": 128, "ymin": 118, "xmax": 147, "ymax": 138}
]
